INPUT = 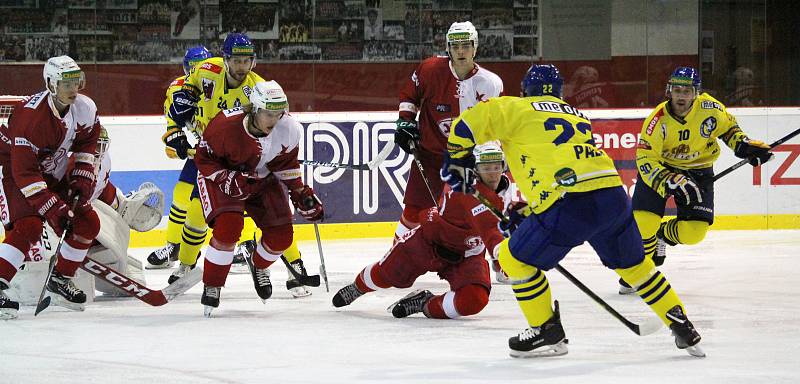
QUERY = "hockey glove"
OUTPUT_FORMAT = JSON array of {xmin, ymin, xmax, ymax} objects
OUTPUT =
[
  {"xmin": 290, "ymin": 185, "xmax": 324, "ymax": 222},
  {"xmin": 394, "ymin": 118, "xmax": 420, "ymax": 155},
  {"xmin": 734, "ymin": 138, "xmax": 773, "ymax": 166},
  {"xmin": 162, "ymin": 128, "xmax": 192, "ymax": 160},
  {"xmin": 68, "ymin": 159, "xmax": 96, "ymax": 207},
  {"xmin": 661, "ymin": 172, "xmax": 703, "ymax": 205},
  {"xmin": 499, "ymin": 201, "xmax": 528, "ymax": 238},
  {"xmin": 440, "ymin": 152, "xmax": 476, "ymax": 193},
  {"xmin": 28, "ymin": 191, "xmax": 73, "ymax": 236},
  {"xmin": 213, "ymin": 170, "xmax": 256, "ymax": 200},
  {"xmin": 167, "ymin": 88, "xmax": 199, "ymax": 129}
]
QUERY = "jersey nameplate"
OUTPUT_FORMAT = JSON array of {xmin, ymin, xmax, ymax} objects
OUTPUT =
[{"xmin": 531, "ymin": 101, "xmax": 589, "ymax": 120}]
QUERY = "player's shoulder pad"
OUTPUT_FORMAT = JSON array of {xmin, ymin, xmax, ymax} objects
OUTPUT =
[
  {"xmin": 698, "ymin": 93, "xmax": 726, "ymax": 112},
  {"xmin": 196, "ymin": 57, "xmax": 224, "ymax": 75},
  {"xmin": 277, "ymin": 114, "xmax": 303, "ymax": 145}
]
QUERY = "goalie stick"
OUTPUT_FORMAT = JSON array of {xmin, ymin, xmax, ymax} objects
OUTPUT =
[
  {"xmin": 713, "ymin": 126, "xmax": 800, "ymax": 181},
  {"xmin": 300, "ymin": 140, "xmax": 396, "ymax": 171},
  {"xmin": 473, "ymin": 191, "xmax": 663, "ymax": 337}
]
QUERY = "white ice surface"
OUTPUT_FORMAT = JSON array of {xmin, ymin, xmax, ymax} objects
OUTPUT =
[{"xmin": 2, "ymin": 230, "xmax": 799, "ymax": 383}]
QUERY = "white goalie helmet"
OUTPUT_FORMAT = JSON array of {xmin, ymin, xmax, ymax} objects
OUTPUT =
[
  {"xmin": 447, "ymin": 21, "xmax": 478, "ymax": 50},
  {"xmin": 250, "ymin": 80, "xmax": 289, "ymax": 113},
  {"xmin": 43, "ymin": 55, "xmax": 85, "ymax": 93}
]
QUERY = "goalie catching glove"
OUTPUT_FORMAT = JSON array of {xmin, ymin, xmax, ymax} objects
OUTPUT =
[
  {"xmin": 734, "ymin": 138, "xmax": 773, "ymax": 166},
  {"xmin": 290, "ymin": 185, "xmax": 324, "ymax": 221}
]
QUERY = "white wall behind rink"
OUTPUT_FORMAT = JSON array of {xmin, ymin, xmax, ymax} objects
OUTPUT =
[{"xmin": 102, "ymin": 108, "xmax": 800, "ymax": 217}]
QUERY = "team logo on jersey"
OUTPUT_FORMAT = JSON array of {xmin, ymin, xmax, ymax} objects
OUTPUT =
[
  {"xmin": 554, "ymin": 167, "xmax": 577, "ymax": 187},
  {"xmin": 243, "ymin": 85, "xmax": 252, "ymax": 98},
  {"xmin": 435, "ymin": 104, "xmax": 451, "ymax": 113},
  {"xmin": 699, "ymin": 116, "xmax": 717, "ymax": 138},
  {"xmin": 437, "ymin": 118, "xmax": 453, "ymax": 137},
  {"xmin": 202, "ymin": 78, "xmax": 216, "ymax": 101},
  {"xmin": 464, "ymin": 236, "xmax": 484, "ymax": 249}
]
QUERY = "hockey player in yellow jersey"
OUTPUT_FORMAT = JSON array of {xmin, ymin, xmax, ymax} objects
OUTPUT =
[
  {"xmin": 618, "ymin": 67, "xmax": 772, "ymax": 294},
  {"xmin": 443, "ymin": 64, "xmax": 704, "ymax": 358},
  {"xmin": 159, "ymin": 33, "xmax": 313, "ymax": 297}
]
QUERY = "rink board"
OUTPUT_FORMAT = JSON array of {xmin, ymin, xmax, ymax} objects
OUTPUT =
[{"xmin": 96, "ymin": 107, "xmax": 800, "ymax": 245}]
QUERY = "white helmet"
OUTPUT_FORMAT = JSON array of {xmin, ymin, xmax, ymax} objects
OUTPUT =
[
  {"xmin": 447, "ymin": 21, "xmax": 478, "ymax": 50},
  {"xmin": 43, "ymin": 55, "xmax": 84, "ymax": 93},
  {"xmin": 250, "ymin": 80, "xmax": 288, "ymax": 113},
  {"xmin": 474, "ymin": 141, "xmax": 504, "ymax": 168}
]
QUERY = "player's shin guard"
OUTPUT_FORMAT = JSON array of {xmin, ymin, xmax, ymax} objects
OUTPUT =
[
  {"xmin": 660, "ymin": 219, "xmax": 709, "ymax": 246},
  {"xmin": 203, "ymin": 245, "xmax": 234, "ymax": 287},
  {"xmin": 166, "ymin": 181, "xmax": 193, "ymax": 244},
  {"xmin": 282, "ymin": 240, "xmax": 302, "ymax": 263},
  {"xmin": 498, "ymin": 240, "xmax": 554, "ymax": 326},
  {"xmin": 616, "ymin": 258, "xmax": 686, "ymax": 326},
  {"xmin": 178, "ymin": 198, "xmax": 208, "ymax": 266}
]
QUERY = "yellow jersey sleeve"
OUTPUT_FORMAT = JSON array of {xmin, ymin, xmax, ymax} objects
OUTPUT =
[
  {"xmin": 635, "ymin": 102, "xmax": 671, "ymax": 195},
  {"xmin": 448, "ymin": 99, "xmax": 500, "ymax": 159},
  {"xmin": 164, "ymin": 76, "xmax": 186, "ymax": 131}
]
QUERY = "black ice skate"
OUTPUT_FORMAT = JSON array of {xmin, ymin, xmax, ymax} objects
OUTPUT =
[
  {"xmin": 509, "ymin": 301, "xmax": 568, "ymax": 358},
  {"xmin": 230, "ymin": 240, "xmax": 255, "ymax": 274},
  {"xmin": 201, "ymin": 285, "xmax": 221, "ymax": 317},
  {"xmin": 666, "ymin": 305, "xmax": 705, "ymax": 357},
  {"xmin": 46, "ymin": 271, "xmax": 87, "ymax": 311},
  {"xmin": 653, "ymin": 224, "xmax": 670, "ymax": 267},
  {"xmin": 387, "ymin": 289, "xmax": 434, "ymax": 318},
  {"xmin": 168, "ymin": 262, "xmax": 196, "ymax": 284},
  {"xmin": 146, "ymin": 242, "xmax": 179, "ymax": 269},
  {"xmin": 0, "ymin": 282, "xmax": 20, "ymax": 320},
  {"xmin": 285, "ymin": 259, "xmax": 312, "ymax": 298},
  {"xmin": 250, "ymin": 267, "xmax": 273, "ymax": 302},
  {"xmin": 332, "ymin": 283, "xmax": 365, "ymax": 308}
]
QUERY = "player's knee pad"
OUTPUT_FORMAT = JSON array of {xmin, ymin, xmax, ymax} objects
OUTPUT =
[
  {"xmin": 261, "ymin": 224, "xmax": 293, "ymax": 254},
  {"xmin": 676, "ymin": 220, "xmax": 709, "ymax": 245},
  {"xmin": 454, "ymin": 284, "xmax": 490, "ymax": 316},
  {"xmin": 633, "ymin": 210, "xmax": 661, "ymax": 239},
  {"xmin": 5, "ymin": 216, "xmax": 44, "ymax": 252},
  {"xmin": 497, "ymin": 240, "xmax": 537, "ymax": 281},
  {"xmin": 615, "ymin": 256, "xmax": 656, "ymax": 287},
  {"xmin": 185, "ymin": 198, "xmax": 208, "ymax": 230},
  {"xmin": 211, "ymin": 212, "xmax": 244, "ymax": 247},
  {"xmin": 71, "ymin": 208, "xmax": 100, "ymax": 244}
]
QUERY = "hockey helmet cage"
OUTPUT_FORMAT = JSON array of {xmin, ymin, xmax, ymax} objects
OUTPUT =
[
  {"xmin": 250, "ymin": 81, "xmax": 288, "ymax": 113},
  {"xmin": 521, "ymin": 64, "xmax": 563, "ymax": 98},
  {"xmin": 43, "ymin": 55, "xmax": 84, "ymax": 93},
  {"xmin": 183, "ymin": 45, "xmax": 212, "ymax": 75},
  {"xmin": 447, "ymin": 21, "xmax": 479, "ymax": 50}
]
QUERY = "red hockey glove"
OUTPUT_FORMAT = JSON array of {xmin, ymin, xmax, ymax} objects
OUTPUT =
[
  {"xmin": 290, "ymin": 185, "xmax": 324, "ymax": 222},
  {"xmin": 214, "ymin": 170, "xmax": 256, "ymax": 200},
  {"xmin": 68, "ymin": 160, "xmax": 96, "ymax": 207},
  {"xmin": 28, "ymin": 191, "xmax": 74, "ymax": 236}
]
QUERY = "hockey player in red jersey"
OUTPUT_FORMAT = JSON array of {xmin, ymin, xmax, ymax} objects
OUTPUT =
[
  {"xmin": 0, "ymin": 56, "xmax": 102, "ymax": 318},
  {"xmin": 332, "ymin": 143, "xmax": 510, "ymax": 319},
  {"xmin": 393, "ymin": 21, "xmax": 504, "ymax": 242},
  {"xmin": 194, "ymin": 80, "xmax": 323, "ymax": 317}
]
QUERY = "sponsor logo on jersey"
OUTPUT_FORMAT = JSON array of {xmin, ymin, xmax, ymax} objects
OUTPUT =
[
  {"xmin": 554, "ymin": 167, "xmax": 577, "ymax": 186},
  {"xmin": 170, "ymin": 78, "xmax": 185, "ymax": 87},
  {"xmin": 24, "ymin": 92, "xmax": 45, "ymax": 109},
  {"xmin": 646, "ymin": 115, "xmax": 660, "ymax": 135},
  {"xmin": 435, "ymin": 104, "xmax": 451, "ymax": 113},
  {"xmin": 0, "ymin": 182, "xmax": 9, "ymax": 225},
  {"xmin": 202, "ymin": 78, "xmax": 216, "ymax": 101},
  {"xmin": 471, "ymin": 204, "xmax": 487, "ymax": 216},
  {"xmin": 200, "ymin": 62, "xmax": 223, "ymax": 74},
  {"xmin": 701, "ymin": 101, "xmax": 722, "ymax": 111},
  {"xmin": 699, "ymin": 116, "xmax": 716, "ymax": 138}
]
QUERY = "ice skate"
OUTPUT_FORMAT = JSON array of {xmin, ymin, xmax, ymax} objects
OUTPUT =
[
  {"xmin": 285, "ymin": 259, "xmax": 312, "ymax": 298},
  {"xmin": 202, "ymin": 285, "xmax": 221, "ymax": 317},
  {"xmin": 250, "ymin": 266, "xmax": 272, "ymax": 302},
  {"xmin": 46, "ymin": 271, "xmax": 86, "ymax": 312},
  {"xmin": 332, "ymin": 283, "xmax": 364, "ymax": 308},
  {"xmin": 491, "ymin": 260, "xmax": 511, "ymax": 284},
  {"xmin": 509, "ymin": 301, "xmax": 568, "ymax": 358},
  {"xmin": 652, "ymin": 236, "xmax": 667, "ymax": 266},
  {"xmin": 0, "ymin": 282, "xmax": 19, "ymax": 320},
  {"xmin": 666, "ymin": 305, "xmax": 705, "ymax": 357},
  {"xmin": 618, "ymin": 277, "xmax": 637, "ymax": 295},
  {"xmin": 230, "ymin": 240, "xmax": 255, "ymax": 274},
  {"xmin": 387, "ymin": 289, "xmax": 434, "ymax": 318},
  {"xmin": 167, "ymin": 262, "xmax": 196, "ymax": 284},
  {"xmin": 146, "ymin": 242, "xmax": 179, "ymax": 269}
]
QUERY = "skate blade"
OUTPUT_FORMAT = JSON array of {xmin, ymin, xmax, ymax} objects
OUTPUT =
[
  {"xmin": 145, "ymin": 261, "xmax": 175, "ymax": 270},
  {"xmin": 636, "ymin": 317, "xmax": 664, "ymax": 336},
  {"xmin": 685, "ymin": 345, "xmax": 706, "ymax": 358},
  {"xmin": 50, "ymin": 295, "xmax": 86, "ymax": 312},
  {"xmin": 618, "ymin": 286, "xmax": 637, "ymax": 295},
  {"xmin": 386, "ymin": 289, "xmax": 425, "ymax": 314},
  {"xmin": 289, "ymin": 286, "xmax": 312, "ymax": 298},
  {"xmin": 510, "ymin": 340, "xmax": 569, "ymax": 358},
  {"xmin": 0, "ymin": 309, "xmax": 19, "ymax": 320},
  {"xmin": 203, "ymin": 305, "xmax": 215, "ymax": 317},
  {"xmin": 229, "ymin": 264, "xmax": 250, "ymax": 274}
]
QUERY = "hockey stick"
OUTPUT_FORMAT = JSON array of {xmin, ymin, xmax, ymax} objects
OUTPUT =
[
  {"xmin": 313, "ymin": 223, "xmax": 329, "ymax": 292},
  {"xmin": 300, "ymin": 140, "xmax": 396, "ymax": 171},
  {"xmin": 713, "ymin": 127, "xmax": 800, "ymax": 181},
  {"xmin": 473, "ymin": 192, "xmax": 663, "ymax": 337},
  {"xmin": 80, "ymin": 256, "xmax": 202, "ymax": 306},
  {"xmin": 280, "ymin": 255, "xmax": 321, "ymax": 287},
  {"xmin": 35, "ymin": 198, "xmax": 79, "ymax": 316},
  {"xmin": 410, "ymin": 143, "xmax": 440, "ymax": 209}
]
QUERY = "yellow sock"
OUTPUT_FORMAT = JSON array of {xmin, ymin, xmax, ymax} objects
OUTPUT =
[
  {"xmin": 283, "ymin": 240, "xmax": 302, "ymax": 263},
  {"xmin": 498, "ymin": 240, "xmax": 554, "ymax": 326},
  {"xmin": 661, "ymin": 219, "xmax": 709, "ymax": 245},
  {"xmin": 616, "ymin": 258, "xmax": 687, "ymax": 326},
  {"xmin": 166, "ymin": 181, "xmax": 193, "ymax": 244},
  {"xmin": 634, "ymin": 210, "xmax": 662, "ymax": 261},
  {"xmin": 178, "ymin": 198, "xmax": 208, "ymax": 265}
]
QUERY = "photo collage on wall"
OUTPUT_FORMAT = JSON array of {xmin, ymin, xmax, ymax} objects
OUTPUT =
[{"xmin": 0, "ymin": 0, "xmax": 539, "ymax": 63}]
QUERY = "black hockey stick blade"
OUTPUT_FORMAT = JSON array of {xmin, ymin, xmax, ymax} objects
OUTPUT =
[
  {"xmin": 713, "ymin": 126, "xmax": 800, "ymax": 182},
  {"xmin": 280, "ymin": 255, "xmax": 321, "ymax": 287}
]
